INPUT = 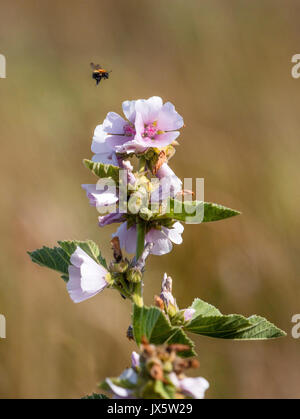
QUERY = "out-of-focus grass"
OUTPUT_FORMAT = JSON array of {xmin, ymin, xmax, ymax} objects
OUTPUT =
[{"xmin": 0, "ymin": 0, "xmax": 300, "ymax": 398}]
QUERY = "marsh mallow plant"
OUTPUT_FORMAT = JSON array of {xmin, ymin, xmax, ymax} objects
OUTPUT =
[{"xmin": 28, "ymin": 96, "xmax": 286, "ymax": 399}]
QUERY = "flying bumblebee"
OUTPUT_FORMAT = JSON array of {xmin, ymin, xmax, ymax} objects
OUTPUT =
[{"xmin": 90, "ymin": 63, "xmax": 111, "ymax": 85}]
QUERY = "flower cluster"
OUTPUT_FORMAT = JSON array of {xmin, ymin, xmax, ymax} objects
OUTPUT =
[
  {"xmin": 82, "ymin": 96, "xmax": 185, "ymax": 257},
  {"xmin": 102, "ymin": 339, "xmax": 209, "ymax": 400}
]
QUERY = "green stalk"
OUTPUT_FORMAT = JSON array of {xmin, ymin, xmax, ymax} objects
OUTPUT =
[
  {"xmin": 132, "ymin": 221, "xmax": 146, "ymax": 307},
  {"xmin": 136, "ymin": 221, "xmax": 146, "ymax": 260}
]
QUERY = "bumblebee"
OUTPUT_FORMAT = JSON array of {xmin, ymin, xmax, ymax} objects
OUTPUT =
[{"xmin": 90, "ymin": 63, "xmax": 111, "ymax": 85}]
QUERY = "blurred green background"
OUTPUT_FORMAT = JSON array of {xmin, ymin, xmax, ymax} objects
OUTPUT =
[{"xmin": 0, "ymin": 0, "xmax": 300, "ymax": 398}]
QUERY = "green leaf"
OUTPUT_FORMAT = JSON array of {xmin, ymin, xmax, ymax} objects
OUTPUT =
[
  {"xmin": 81, "ymin": 393, "xmax": 109, "ymax": 399},
  {"xmin": 132, "ymin": 304, "xmax": 195, "ymax": 357},
  {"xmin": 28, "ymin": 246, "xmax": 70, "ymax": 279},
  {"xmin": 190, "ymin": 298, "xmax": 222, "ymax": 317},
  {"xmin": 28, "ymin": 239, "xmax": 107, "ymax": 281},
  {"xmin": 156, "ymin": 199, "xmax": 240, "ymax": 224},
  {"xmin": 83, "ymin": 159, "xmax": 120, "ymax": 183},
  {"xmin": 184, "ymin": 298, "xmax": 286, "ymax": 340}
]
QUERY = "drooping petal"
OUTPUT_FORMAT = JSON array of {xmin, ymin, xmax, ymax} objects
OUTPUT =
[
  {"xmin": 179, "ymin": 377, "xmax": 209, "ymax": 399},
  {"xmin": 67, "ymin": 247, "xmax": 109, "ymax": 303},
  {"xmin": 67, "ymin": 266, "xmax": 101, "ymax": 303},
  {"xmin": 157, "ymin": 102, "xmax": 184, "ymax": 131}
]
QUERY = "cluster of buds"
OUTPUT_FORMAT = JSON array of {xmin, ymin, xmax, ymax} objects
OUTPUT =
[{"xmin": 101, "ymin": 339, "xmax": 209, "ymax": 399}]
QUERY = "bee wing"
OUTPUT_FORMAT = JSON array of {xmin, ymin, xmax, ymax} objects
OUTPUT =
[{"xmin": 90, "ymin": 62, "xmax": 101, "ymax": 70}]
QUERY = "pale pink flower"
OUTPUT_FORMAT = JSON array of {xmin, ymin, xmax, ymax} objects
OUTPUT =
[
  {"xmin": 91, "ymin": 97, "xmax": 183, "ymax": 161},
  {"xmin": 112, "ymin": 221, "xmax": 184, "ymax": 255},
  {"xmin": 151, "ymin": 163, "xmax": 182, "ymax": 202},
  {"xmin": 81, "ymin": 184, "xmax": 118, "ymax": 207},
  {"xmin": 67, "ymin": 246, "xmax": 110, "ymax": 303},
  {"xmin": 116, "ymin": 97, "xmax": 183, "ymax": 154},
  {"xmin": 169, "ymin": 373, "xmax": 209, "ymax": 399}
]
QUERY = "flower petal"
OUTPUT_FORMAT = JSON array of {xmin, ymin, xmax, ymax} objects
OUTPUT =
[
  {"xmin": 179, "ymin": 377, "xmax": 209, "ymax": 399},
  {"xmin": 122, "ymin": 99, "xmax": 137, "ymax": 123},
  {"xmin": 105, "ymin": 378, "xmax": 133, "ymax": 399},
  {"xmin": 157, "ymin": 102, "xmax": 184, "ymax": 131},
  {"xmin": 102, "ymin": 112, "xmax": 126, "ymax": 134},
  {"xmin": 91, "ymin": 152, "xmax": 114, "ymax": 165},
  {"xmin": 135, "ymin": 96, "xmax": 163, "ymax": 125},
  {"xmin": 162, "ymin": 222, "xmax": 184, "ymax": 245},
  {"xmin": 91, "ymin": 125, "xmax": 111, "ymax": 154},
  {"xmin": 82, "ymin": 184, "xmax": 118, "ymax": 207},
  {"xmin": 67, "ymin": 266, "xmax": 101, "ymax": 303},
  {"xmin": 146, "ymin": 228, "xmax": 173, "ymax": 255},
  {"xmin": 131, "ymin": 352, "xmax": 140, "ymax": 369},
  {"xmin": 113, "ymin": 222, "xmax": 137, "ymax": 254},
  {"xmin": 98, "ymin": 213, "xmax": 124, "ymax": 227},
  {"xmin": 67, "ymin": 247, "xmax": 109, "ymax": 303}
]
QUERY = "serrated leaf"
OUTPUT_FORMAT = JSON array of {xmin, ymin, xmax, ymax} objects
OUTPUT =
[
  {"xmin": 133, "ymin": 305, "xmax": 195, "ymax": 357},
  {"xmin": 190, "ymin": 298, "xmax": 222, "ymax": 317},
  {"xmin": 28, "ymin": 239, "xmax": 107, "ymax": 281},
  {"xmin": 81, "ymin": 393, "xmax": 109, "ymax": 399},
  {"xmin": 184, "ymin": 298, "xmax": 286, "ymax": 340},
  {"xmin": 28, "ymin": 246, "xmax": 70, "ymax": 276},
  {"xmin": 156, "ymin": 199, "xmax": 240, "ymax": 224},
  {"xmin": 83, "ymin": 159, "xmax": 120, "ymax": 183}
]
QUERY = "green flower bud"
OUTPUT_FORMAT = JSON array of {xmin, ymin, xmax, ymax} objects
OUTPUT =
[
  {"xmin": 139, "ymin": 207, "xmax": 153, "ymax": 221},
  {"xmin": 126, "ymin": 267, "xmax": 142, "ymax": 283}
]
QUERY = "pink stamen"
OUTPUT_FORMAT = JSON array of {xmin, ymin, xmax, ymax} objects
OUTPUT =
[
  {"xmin": 143, "ymin": 123, "xmax": 158, "ymax": 140},
  {"xmin": 123, "ymin": 124, "xmax": 136, "ymax": 137}
]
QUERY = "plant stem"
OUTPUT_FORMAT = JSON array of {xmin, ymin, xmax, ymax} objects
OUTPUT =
[
  {"xmin": 136, "ymin": 221, "xmax": 146, "ymax": 260},
  {"xmin": 132, "ymin": 221, "xmax": 146, "ymax": 307}
]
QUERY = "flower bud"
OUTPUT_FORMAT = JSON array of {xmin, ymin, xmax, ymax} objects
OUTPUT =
[
  {"xmin": 160, "ymin": 273, "xmax": 179, "ymax": 318},
  {"xmin": 126, "ymin": 267, "xmax": 142, "ymax": 283},
  {"xmin": 139, "ymin": 207, "xmax": 153, "ymax": 221}
]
